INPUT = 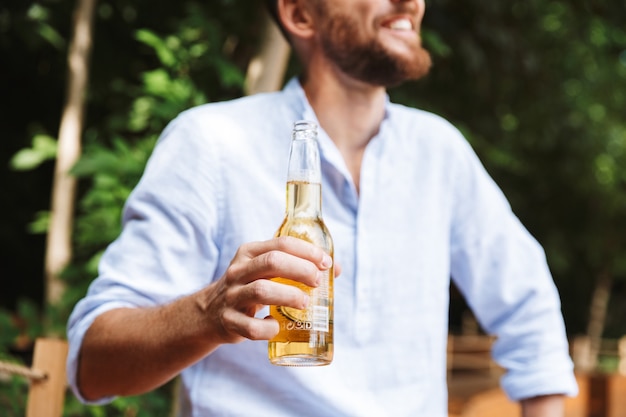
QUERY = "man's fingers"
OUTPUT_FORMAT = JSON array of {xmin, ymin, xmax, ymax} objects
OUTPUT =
[
  {"xmin": 228, "ymin": 249, "xmax": 323, "ymax": 288},
  {"xmin": 237, "ymin": 279, "xmax": 309, "ymax": 310},
  {"xmin": 241, "ymin": 237, "xmax": 332, "ymax": 270},
  {"xmin": 222, "ymin": 309, "xmax": 279, "ymax": 341}
]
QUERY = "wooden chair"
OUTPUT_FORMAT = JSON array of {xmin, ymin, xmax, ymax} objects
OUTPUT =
[
  {"xmin": 26, "ymin": 338, "xmax": 68, "ymax": 417},
  {"xmin": 0, "ymin": 338, "xmax": 68, "ymax": 417}
]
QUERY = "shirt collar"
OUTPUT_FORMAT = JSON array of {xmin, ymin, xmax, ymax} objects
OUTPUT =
[
  {"xmin": 281, "ymin": 76, "xmax": 393, "ymax": 148},
  {"xmin": 282, "ymin": 77, "xmax": 392, "ymax": 124},
  {"xmin": 281, "ymin": 77, "xmax": 393, "ymax": 191}
]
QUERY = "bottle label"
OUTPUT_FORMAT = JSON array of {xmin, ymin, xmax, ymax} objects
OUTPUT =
[{"xmin": 312, "ymin": 306, "xmax": 329, "ymax": 332}]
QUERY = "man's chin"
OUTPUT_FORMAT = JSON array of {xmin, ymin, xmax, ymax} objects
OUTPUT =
[
  {"xmin": 384, "ymin": 49, "xmax": 433, "ymax": 86},
  {"xmin": 407, "ymin": 48, "xmax": 433, "ymax": 80},
  {"xmin": 325, "ymin": 39, "xmax": 432, "ymax": 87}
]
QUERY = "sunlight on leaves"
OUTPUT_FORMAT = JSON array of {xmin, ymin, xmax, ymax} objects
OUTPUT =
[
  {"xmin": 28, "ymin": 211, "xmax": 50, "ymax": 234},
  {"xmin": 594, "ymin": 154, "xmax": 615, "ymax": 185},
  {"xmin": 136, "ymin": 29, "xmax": 177, "ymax": 68},
  {"xmin": 10, "ymin": 134, "xmax": 57, "ymax": 171}
]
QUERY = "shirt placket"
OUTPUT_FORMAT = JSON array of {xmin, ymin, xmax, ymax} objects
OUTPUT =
[{"xmin": 353, "ymin": 133, "xmax": 384, "ymax": 344}]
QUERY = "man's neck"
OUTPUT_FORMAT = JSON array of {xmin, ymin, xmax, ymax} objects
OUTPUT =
[
  {"xmin": 301, "ymin": 69, "xmax": 387, "ymax": 152},
  {"xmin": 300, "ymin": 62, "xmax": 387, "ymax": 192}
]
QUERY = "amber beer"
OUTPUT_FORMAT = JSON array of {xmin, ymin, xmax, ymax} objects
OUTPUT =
[{"xmin": 268, "ymin": 121, "xmax": 334, "ymax": 366}]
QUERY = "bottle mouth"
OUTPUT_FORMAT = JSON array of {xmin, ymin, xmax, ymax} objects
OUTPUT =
[
  {"xmin": 293, "ymin": 120, "xmax": 317, "ymax": 132},
  {"xmin": 293, "ymin": 120, "xmax": 318, "ymax": 141}
]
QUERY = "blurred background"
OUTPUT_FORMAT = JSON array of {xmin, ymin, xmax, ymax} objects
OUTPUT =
[{"xmin": 0, "ymin": 0, "xmax": 625, "ymax": 415}]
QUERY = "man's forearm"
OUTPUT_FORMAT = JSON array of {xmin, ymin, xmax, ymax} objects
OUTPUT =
[
  {"xmin": 77, "ymin": 292, "xmax": 220, "ymax": 401},
  {"xmin": 521, "ymin": 394, "xmax": 565, "ymax": 417}
]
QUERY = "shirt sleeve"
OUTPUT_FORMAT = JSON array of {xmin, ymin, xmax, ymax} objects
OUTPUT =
[
  {"xmin": 66, "ymin": 112, "xmax": 223, "ymax": 404},
  {"xmin": 448, "ymin": 137, "xmax": 578, "ymax": 401}
]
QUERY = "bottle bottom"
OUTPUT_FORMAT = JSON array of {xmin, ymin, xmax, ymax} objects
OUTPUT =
[{"xmin": 268, "ymin": 342, "xmax": 333, "ymax": 367}]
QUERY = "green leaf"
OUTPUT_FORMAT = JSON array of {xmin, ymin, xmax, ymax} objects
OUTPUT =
[
  {"xmin": 135, "ymin": 29, "xmax": 177, "ymax": 68},
  {"xmin": 28, "ymin": 211, "xmax": 50, "ymax": 234},
  {"xmin": 212, "ymin": 58, "xmax": 244, "ymax": 88},
  {"xmin": 36, "ymin": 22, "xmax": 65, "ymax": 50},
  {"xmin": 422, "ymin": 29, "xmax": 452, "ymax": 58},
  {"xmin": 9, "ymin": 134, "xmax": 57, "ymax": 171}
]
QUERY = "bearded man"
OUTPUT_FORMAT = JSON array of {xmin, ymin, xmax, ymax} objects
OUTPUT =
[{"xmin": 67, "ymin": 1, "xmax": 578, "ymax": 415}]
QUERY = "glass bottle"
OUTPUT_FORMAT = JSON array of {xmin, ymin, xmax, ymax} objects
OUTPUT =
[{"xmin": 268, "ymin": 120, "xmax": 334, "ymax": 366}]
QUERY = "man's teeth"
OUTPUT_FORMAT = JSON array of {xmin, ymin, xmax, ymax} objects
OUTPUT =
[{"xmin": 389, "ymin": 19, "xmax": 412, "ymax": 30}]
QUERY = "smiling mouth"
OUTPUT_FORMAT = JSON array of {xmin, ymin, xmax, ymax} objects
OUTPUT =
[{"xmin": 383, "ymin": 17, "xmax": 414, "ymax": 31}]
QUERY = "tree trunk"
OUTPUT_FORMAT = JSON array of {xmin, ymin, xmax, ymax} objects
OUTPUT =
[
  {"xmin": 244, "ymin": 7, "xmax": 290, "ymax": 95},
  {"xmin": 45, "ymin": 0, "xmax": 97, "ymax": 306},
  {"xmin": 585, "ymin": 270, "xmax": 613, "ymax": 371}
]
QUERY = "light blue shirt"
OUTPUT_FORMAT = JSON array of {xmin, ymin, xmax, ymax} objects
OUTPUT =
[{"xmin": 67, "ymin": 79, "xmax": 578, "ymax": 416}]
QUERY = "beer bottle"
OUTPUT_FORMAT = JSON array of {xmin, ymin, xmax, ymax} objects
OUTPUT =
[{"xmin": 268, "ymin": 120, "xmax": 334, "ymax": 366}]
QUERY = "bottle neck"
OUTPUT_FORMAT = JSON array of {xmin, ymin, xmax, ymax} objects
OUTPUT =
[
  {"xmin": 285, "ymin": 181, "xmax": 322, "ymax": 218},
  {"xmin": 286, "ymin": 122, "xmax": 322, "ymax": 218},
  {"xmin": 287, "ymin": 134, "xmax": 321, "ymax": 184}
]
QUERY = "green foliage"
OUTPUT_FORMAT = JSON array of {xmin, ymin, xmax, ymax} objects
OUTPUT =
[
  {"xmin": 0, "ymin": 376, "xmax": 29, "ymax": 417},
  {"xmin": 0, "ymin": 311, "xmax": 20, "ymax": 351},
  {"xmin": 394, "ymin": 0, "xmax": 626, "ymax": 335},
  {"xmin": 72, "ymin": 137, "xmax": 156, "ymax": 249},
  {"xmin": 1, "ymin": 0, "xmax": 259, "ymax": 414}
]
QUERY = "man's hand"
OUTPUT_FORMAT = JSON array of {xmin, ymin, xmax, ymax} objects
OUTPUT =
[
  {"xmin": 196, "ymin": 236, "xmax": 335, "ymax": 344},
  {"xmin": 521, "ymin": 394, "xmax": 565, "ymax": 417}
]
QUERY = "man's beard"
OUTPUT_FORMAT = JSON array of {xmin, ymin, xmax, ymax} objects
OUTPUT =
[{"xmin": 318, "ymin": 9, "xmax": 432, "ymax": 87}]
